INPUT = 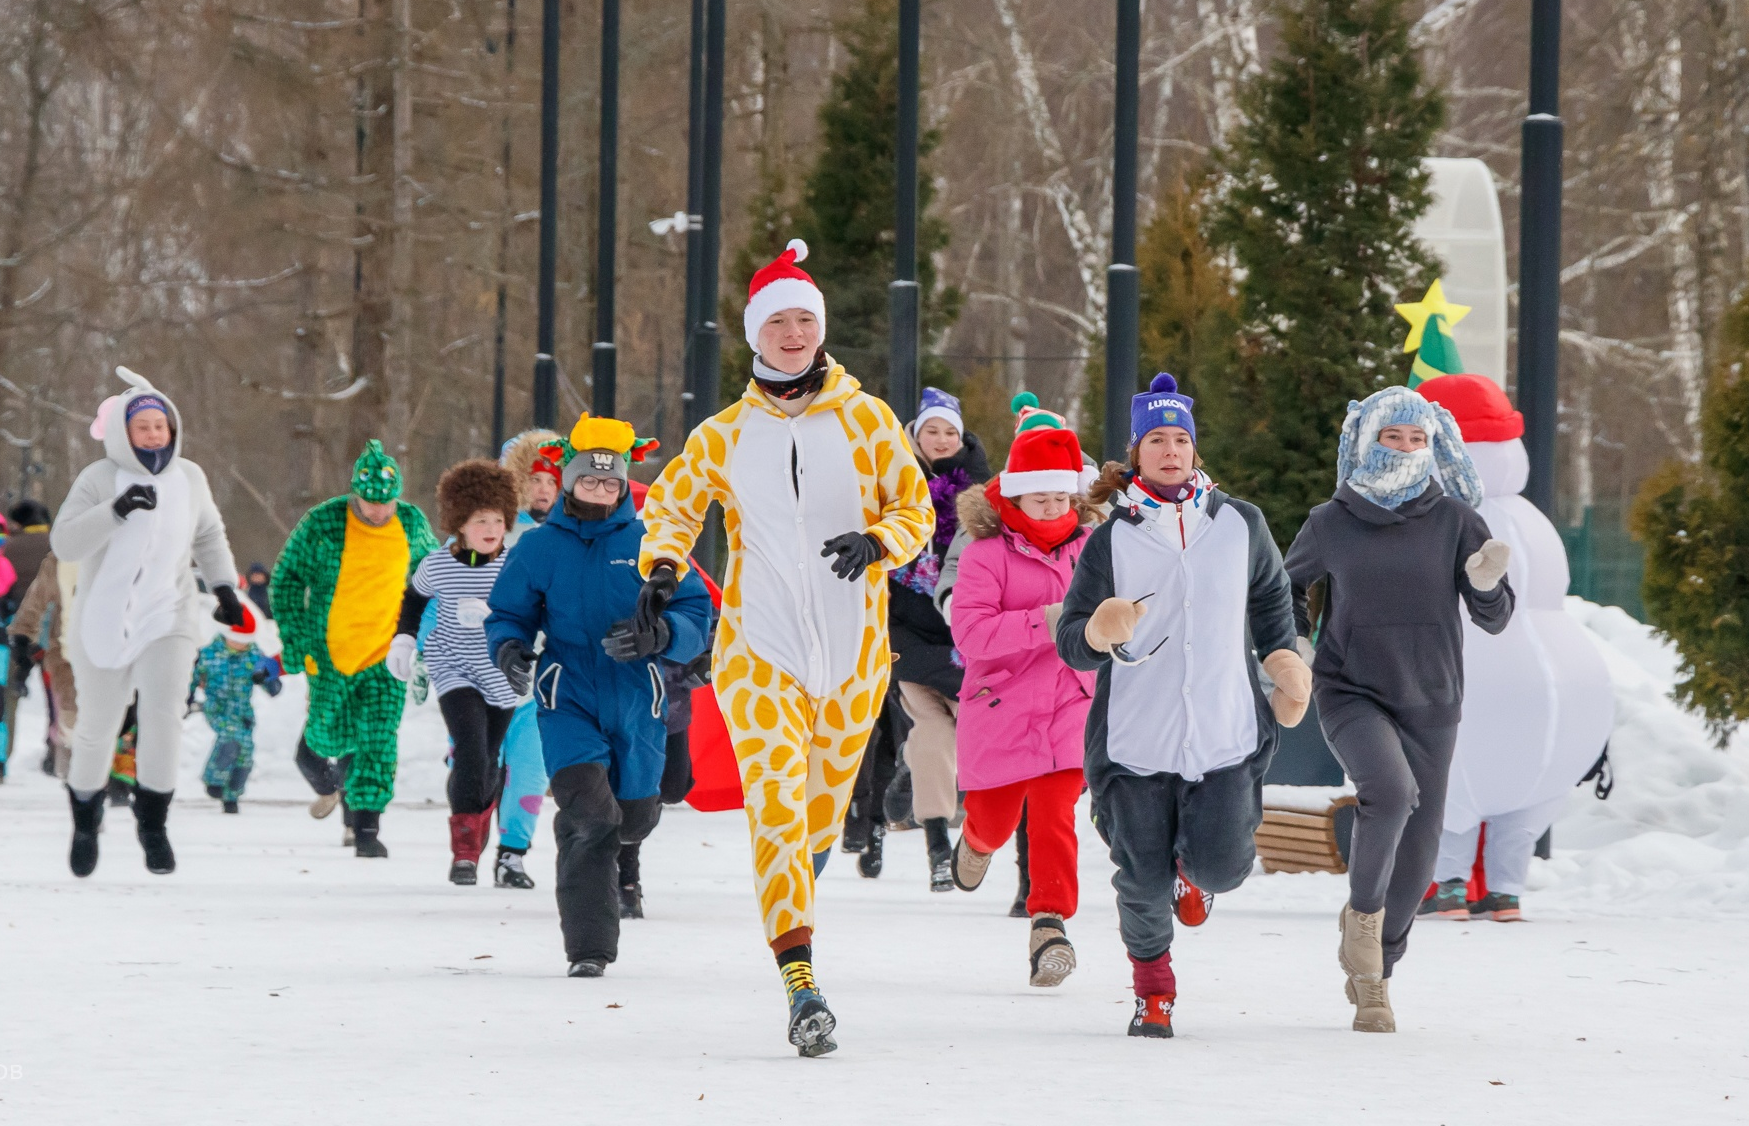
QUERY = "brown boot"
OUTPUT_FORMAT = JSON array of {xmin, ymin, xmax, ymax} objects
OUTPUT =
[
  {"xmin": 950, "ymin": 834, "xmax": 993, "ymax": 891},
  {"xmin": 1338, "ymin": 904, "xmax": 1393, "ymax": 1032}
]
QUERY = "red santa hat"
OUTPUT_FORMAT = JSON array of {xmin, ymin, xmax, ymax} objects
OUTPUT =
[
  {"xmin": 743, "ymin": 239, "xmax": 826, "ymax": 352},
  {"xmin": 1000, "ymin": 425, "xmax": 1086, "ymax": 497},
  {"xmin": 1416, "ymin": 374, "xmax": 1524, "ymax": 443},
  {"xmin": 223, "ymin": 601, "xmax": 260, "ymax": 647}
]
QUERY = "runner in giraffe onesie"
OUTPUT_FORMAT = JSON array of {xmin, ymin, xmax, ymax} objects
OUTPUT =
[
  {"xmin": 639, "ymin": 239, "xmax": 933, "ymax": 1057},
  {"xmin": 271, "ymin": 441, "xmax": 438, "ymax": 858}
]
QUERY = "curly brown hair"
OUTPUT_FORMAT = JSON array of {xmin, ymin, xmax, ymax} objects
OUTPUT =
[{"xmin": 436, "ymin": 458, "xmax": 520, "ymax": 538}]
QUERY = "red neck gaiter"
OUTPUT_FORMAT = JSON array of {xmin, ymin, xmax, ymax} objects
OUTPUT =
[{"xmin": 986, "ymin": 478, "xmax": 1080, "ymax": 554}]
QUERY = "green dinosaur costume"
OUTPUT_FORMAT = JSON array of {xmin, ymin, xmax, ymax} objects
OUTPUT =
[{"xmin": 271, "ymin": 442, "xmax": 437, "ymax": 812}]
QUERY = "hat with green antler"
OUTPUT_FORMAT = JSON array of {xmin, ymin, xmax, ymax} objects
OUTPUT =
[
  {"xmin": 542, "ymin": 413, "xmax": 661, "ymax": 493},
  {"xmin": 351, "ymin": 439, "xmax": 403, "ymax": 503}
]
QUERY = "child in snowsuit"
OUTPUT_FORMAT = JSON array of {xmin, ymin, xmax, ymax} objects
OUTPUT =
[
  {"xmin": 51, "ymin": 367, "xmax": 246, "ymax": 877},
  {"xmin": 638, "ymin": 239, "xmax": 932, "ymax": 1056},
  {"xmin": 193, "ymin": 602, "xmax": 283, "ymax": 812},
  {"xmin": 388, "ymin": 459, "xmax": 522, "ymax": 885},
  {"xmin": 889, "ymin": 386, "xmax": 992, "ymax": 890},
  {"xmin": 486, "ymin": 430, "xmax": 564, "ymax": 888},
  {"xmin": 1283, "ymin": 385, "xmax": 1513, "ymax": 1034},
  {"xmin": 945, "ymin": 420, "xmax": 1098, "ymax": 987},
  {"xmin": 1056, "ymin": 375, "xmax": 1311, "ymax": 1039},
  {"xmin": 272, "ymin": 441, "xmax": 439, "ymax": 858},
  {"xmin": 486, "ymin": 413, "xmax": 712, "ymax": 979}
]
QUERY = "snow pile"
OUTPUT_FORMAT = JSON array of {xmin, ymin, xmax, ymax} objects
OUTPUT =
[{"xmin": 1534, "ymin": 599, "xmax": 1749, "ymax": 916}]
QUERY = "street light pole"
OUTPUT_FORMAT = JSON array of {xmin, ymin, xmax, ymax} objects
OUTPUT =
[
  {"xmin": 592, "ymin": 0, "xmax": 620, "ymax": 418},
  {"xmin": 531, "ymin": 0, "xmax": 560, "ymax": 430},
  {"xmin": 1518, "ymin": 0, "xmax": 1562, "ymax": 517},
  {"xmin": 681, "ymin": 0, "xmax": 707, "ymax": 440},
  {"xmin": 681, "ymin": 0, "xmax": 726, "ymax": 572},
  {"xmin": 1104, "ymin": 0, "xmax": 1141, "ymax": 463},
  {"xmin": 888, "ymin": 0, "xmax": 921, "ymax": 421}
]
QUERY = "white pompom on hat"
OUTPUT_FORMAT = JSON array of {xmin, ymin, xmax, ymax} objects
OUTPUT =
[{"xmin": 743, "ymin": 238, "xmax": 827, "ymax": 352}]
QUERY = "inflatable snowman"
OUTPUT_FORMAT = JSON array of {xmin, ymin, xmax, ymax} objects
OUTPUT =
[{"xmin": 1417, "ymin": 374, "xmax": 1614, "ymax": 899}]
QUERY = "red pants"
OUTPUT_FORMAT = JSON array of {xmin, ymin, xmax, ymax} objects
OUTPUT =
[{"xmin": 961, "ymin": 767, "xmax": 1084, "ymax": 919}]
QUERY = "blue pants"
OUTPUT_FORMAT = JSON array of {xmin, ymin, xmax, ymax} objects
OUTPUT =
[{"xmin": 498, "ymin": 699, "xmax": 548, "ymax": 851}]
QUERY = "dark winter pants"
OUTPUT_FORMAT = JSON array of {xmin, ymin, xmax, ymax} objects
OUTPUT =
[
  {"xmin": 962, "ymin": 767, "xmax": 1083, "ymax": 919},
  {"xmin": 1093, "ymin": 750, "xmax": 1269, "ymax": 962},
  {"xmin": 438, "ymin": 688, "xmax": 513, "ymax": 815},
  {"xmin": 616, "ymin": 731, "xmax": 697, "ymax": 886},
  {"xmin": 550, "ymin": 763, "xmax": 662, "ymax": 963},
  {"xmin": 1322, "ymin": 703, "xmax": 1458, "ymax": 977}
]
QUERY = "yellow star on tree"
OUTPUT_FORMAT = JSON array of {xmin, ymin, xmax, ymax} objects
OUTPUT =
[{"xmin": 1394, "ymin": 279, "xmax": 1471, "ymax": 353}]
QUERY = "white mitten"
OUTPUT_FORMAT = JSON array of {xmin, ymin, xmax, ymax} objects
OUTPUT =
[
  {"xmin": 1464, "ymin": 539, "xmax": 1511, "ymax": 592},
  {"xmin": 386, "ymin": 633, "xmax": 418, "ymax": 682}
]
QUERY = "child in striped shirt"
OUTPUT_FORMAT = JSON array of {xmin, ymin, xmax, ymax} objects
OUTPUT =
[{"xmin": 388, "ymin": 459, "xmax": 522, "ymax": 885}]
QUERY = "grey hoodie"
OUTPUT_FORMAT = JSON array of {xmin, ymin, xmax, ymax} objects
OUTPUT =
[
  {"xmin": 1283, "ymin": 481, "xmax": 1513, "ymax": 733},
  {"xmin": 49, "ymin": 369, "xmax": 237, "ymax": 668}
]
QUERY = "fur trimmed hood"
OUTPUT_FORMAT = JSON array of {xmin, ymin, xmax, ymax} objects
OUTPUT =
[
  {"xmin": 956, "ymin": 482, "xmax": 1100, "ymax": 541},
  {"xmin": 436, "ymin": 458, "xmax": 520, "ymax": 537},
  {"xmin": 500, "ymin": 428, "xmax": 562, "ymax": 510}
]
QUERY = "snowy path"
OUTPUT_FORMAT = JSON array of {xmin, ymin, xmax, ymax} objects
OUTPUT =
[{"xmin": 1, "ymin": 757, "xmax": 1743, "ymax": 1125}]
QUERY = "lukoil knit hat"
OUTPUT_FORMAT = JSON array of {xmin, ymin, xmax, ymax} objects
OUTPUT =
[
  {"xmin": 1000, "ymin": 425, "xmax": 1085, "ymax": 498},
  {"xmin": 351, "ymin": 439, "xmax": 403, "ymax": 502},
  {"xmin": 1415, "ymin": 374, "xmax": 1524, "ymax": 444},
  {"xmin": 743, "ymin": 239, "xmax": 826, "ymax": 352},
  {"xmin": 1130, "ymin": 373, "xmax": 1196, "ymax": 446},
  {"xmin": 915, "ymin": 386, "xmax": 963, "ymax": 433}
]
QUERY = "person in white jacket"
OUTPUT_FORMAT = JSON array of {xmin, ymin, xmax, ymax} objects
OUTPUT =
[{"xmin": 50, "ymin": 367, "xmax": 244, "ymax": 877}]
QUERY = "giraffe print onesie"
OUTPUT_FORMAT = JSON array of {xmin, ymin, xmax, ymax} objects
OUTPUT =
[{"xmin": 640, "ymin": 364, "xmax": 932, "ymax": 948}]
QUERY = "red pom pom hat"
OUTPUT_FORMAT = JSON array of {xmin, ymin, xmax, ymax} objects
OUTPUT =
[{"xmin": 743, "ymin": 239, "xmax": 826, "ymax": 352}]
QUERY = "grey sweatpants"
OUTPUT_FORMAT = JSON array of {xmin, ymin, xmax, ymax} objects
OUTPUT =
[
  {"xmin": 67, "ymin": 633, "xmax": 199, "ymax": 795},
  {"xmin": 1092, "ymin": 750, "xmax": 1269, "ymax": 962},
  {"xmin": 1322, "ymin": 702, "xmax": 1458, "ymax": 976}
]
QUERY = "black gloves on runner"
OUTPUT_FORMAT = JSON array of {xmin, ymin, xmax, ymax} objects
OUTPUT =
[
  {"xmin": 821, "ymin": 532, "xmax": 885, "ymax": 582},
  {"xmin": 603, "ymin": 617, "xmax": 671, "ymax": 663},
  {"xmin": 635, "ymin": 563, "xmax": 680, "ymax": 636},
  {"xmin": 113, "ymin": 483, "xmax": 157, "ymax": 519},
  {"xmin": 211, "ymin": 584, "xmax": 247, "ymax": 628},
  {"xmin": 495, "ymin": 638, "xmax": 537, "ymax": 696}
]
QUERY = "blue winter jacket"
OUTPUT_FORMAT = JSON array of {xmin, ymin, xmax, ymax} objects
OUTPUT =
[{"xmin": 484, "ymin": 495, "xmax": 711, "ymax": 799}]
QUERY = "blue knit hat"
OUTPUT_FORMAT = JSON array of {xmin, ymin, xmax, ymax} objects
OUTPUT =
[
  {"xmin": 126, "ymin": 394, "xmax": 170, "ymax": 422},
  {"xmin": 916, "ymin": 386, "xmax": 963, "ymax": 433},
  {"xmin": 1130, "ymin": 373, "xmax": 1195, "ymax": 445}
]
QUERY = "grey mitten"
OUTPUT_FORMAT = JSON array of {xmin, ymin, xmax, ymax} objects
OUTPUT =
[{"xmin": 1464, "ymin": 539, "xmax": 1511, "ymax": 592}]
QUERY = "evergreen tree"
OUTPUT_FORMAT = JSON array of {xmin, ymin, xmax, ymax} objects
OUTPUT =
[
  {"xmin": 1634, "ymin": 292, "xmax": 1749, "ymax": 743},
  {"xmin": 722, "ymin": 0, "xmax": 960, "ymax": 403},
  {"xmin": 1204, "ymin": 0, "xmax": 1444, "ymax": 546}
]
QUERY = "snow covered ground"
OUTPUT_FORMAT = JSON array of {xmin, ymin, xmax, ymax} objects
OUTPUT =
[{"xmin": 1, "ymin": 605, "xmax": 1745, "ymax": 1123}]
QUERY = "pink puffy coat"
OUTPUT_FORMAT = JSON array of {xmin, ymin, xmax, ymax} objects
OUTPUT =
[{"xmin": 948, "ymin": 490, "xmax": 1096, "ymax": 792}]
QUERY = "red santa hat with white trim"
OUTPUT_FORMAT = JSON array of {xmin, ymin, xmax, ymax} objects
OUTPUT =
[
  {"xmin": 743, "ymin": 239, "xmax": 826, "ymax": 352},
  {"xmin": 1000, "ymin": 424, "xmax": 1086, "ymax": 497}
]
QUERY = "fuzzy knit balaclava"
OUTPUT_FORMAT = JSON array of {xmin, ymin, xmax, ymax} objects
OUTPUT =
[
  {"xmin": 1130, "ymin": 373, "xmax": 1196, "ymax": 446},
  {"xmin": 351, "ymin": 439, "xmax": 403, "ymax": 503},
  {"xmin": 743, "ymin": 238, "xmax": 826, "ymax": 354},
  {"xmin": 1335, "ymin": 385, "xmax": 1483, "ymax": 510}
]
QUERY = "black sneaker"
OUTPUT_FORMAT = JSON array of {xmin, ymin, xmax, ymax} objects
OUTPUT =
[
  {"xmin": 857, "ymin": 825, "xmax": 884, "ymax": 878},
  {"xmin": 449, "ymin": 860, "xmax": 478, "ymax": 885},
  {"xmin": 494, "ymin": 849, "xmax": 536, "ymax": 889},
  {"xmin": 781, "ymin": 960, "xmax": 837, "ymax": 1058},
  {"xmin": 619, "ymin": 882, "xmax": 644, "ymax": 919},
  {"xmin": 222, "ymin": 800, "xmax": 240, "ymax": 815},
  {"xmin": 1419, "ymin": 878, "xmax": 1469, "ymax": 918},
  {"xmin": 568, "ymin": 959, "xmax": 606, "ymax": 978}
]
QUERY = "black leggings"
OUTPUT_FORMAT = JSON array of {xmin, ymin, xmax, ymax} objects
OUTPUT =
[{"xmin": 439, "ymin": 688, "xmax": 513, "ymax": 815}]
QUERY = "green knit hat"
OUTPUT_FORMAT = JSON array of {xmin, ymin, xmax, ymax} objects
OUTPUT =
[{"xmin": 351, "ymin": 439, "xmax": 403, "ymax": 502}]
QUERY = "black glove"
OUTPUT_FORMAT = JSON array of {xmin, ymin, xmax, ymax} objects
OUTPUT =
[
  {"xmin": 602, "ymin": 616, "xmax": 671, "ymax": 663},
  {"xmin": 635, "ymin": 563, "xmax": 681, "ymax": 636},
  {"xmin": 212, "ymin": 584, "xmax": 247, "ymax": 628},
  {"xmin": 251, "ymin": 667, "xmax": 270, "ymax": 685},
  {"xmin": 821, "ymin": 532, "xmax": 885, "ymax": 582},
  {"xmin": 495, "ymin": 638, "xmax": 537, "ymax": 696},
  {"xmin": 682, "ymin": 647, "xmax": 713, "ymax": 689},
  {"xmin": 112, "ymin": 484, "xmax": 157, "ymax": 519}
]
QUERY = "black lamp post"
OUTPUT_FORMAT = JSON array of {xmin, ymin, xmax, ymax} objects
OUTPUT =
[
  {"xmin": 1104, "ymin": 0, "xmax": 1141, "ymax": 462},
  {"xmin": 1518, "ymin": 0, "xmax": 1562, "ymax": 517},
  {"xmin": 888, "ymin": 0, "xmax": 921, "ymax": 421},
  {"xmin": 531, "ymin": 0, "xmax": 560, "ymax": 429},
  {"xmin": 591, "ymin": 0, "xmax": 620, "ymax": 418}
]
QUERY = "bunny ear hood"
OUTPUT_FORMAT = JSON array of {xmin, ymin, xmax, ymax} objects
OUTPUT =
[
  {"xmin": 1334, "ymin": 385, "xmax": 1483, "ymax": 510},
  {"xmin": 92, "ymin": 366, "xmax": 183, "ymax": 474}
]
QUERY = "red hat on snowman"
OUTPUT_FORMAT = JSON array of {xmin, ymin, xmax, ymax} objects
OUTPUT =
[
  {"xmin": 743, "ymin": 239, "xmax": 825, "ymax": 352},
  {"xmin": 1416, "ymin": 374, "xmax": 1523, "ymax": 443}
]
